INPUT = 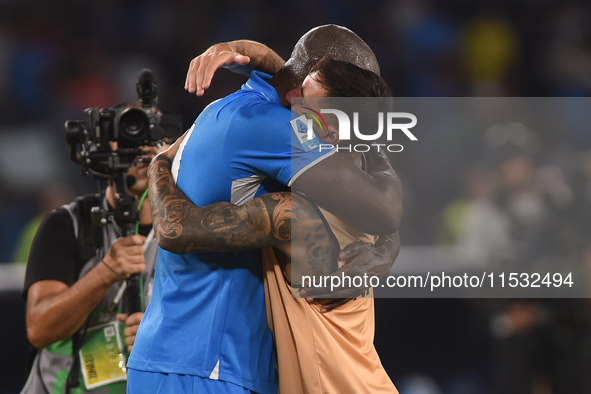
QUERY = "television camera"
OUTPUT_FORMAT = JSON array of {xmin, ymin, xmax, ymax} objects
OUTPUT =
[{"xmin": 65, "ymin": 69, "xmax": 182, "ymax": 313}]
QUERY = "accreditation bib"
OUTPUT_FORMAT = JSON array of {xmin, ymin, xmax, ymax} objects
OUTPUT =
[{"xmin": 79, "ymin": 322, "xmax": 127, "ymax": 389}]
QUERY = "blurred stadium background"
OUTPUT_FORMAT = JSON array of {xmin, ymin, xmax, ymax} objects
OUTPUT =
[{"xmin": 1, "ymin": 0, "xmax": 591, "ymax": 393}]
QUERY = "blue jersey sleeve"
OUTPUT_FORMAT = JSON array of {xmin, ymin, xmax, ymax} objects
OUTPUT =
[
  {"xmin": 287, "ymin": 114, "xmax": 335, "ymax": 186},
  {"xmin": 224, "ymin": 102, "xmax": 334, "ymax": 186}
]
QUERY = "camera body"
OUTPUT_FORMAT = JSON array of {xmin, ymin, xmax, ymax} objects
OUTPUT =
[{"xmin": 65, "ymin": 69, "xmax": 181, "ymax": 178}]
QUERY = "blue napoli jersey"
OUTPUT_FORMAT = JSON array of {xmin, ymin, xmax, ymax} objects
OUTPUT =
[{"xmin": 128, "ymin": 71, "xmax": 334, "ymax": 394}]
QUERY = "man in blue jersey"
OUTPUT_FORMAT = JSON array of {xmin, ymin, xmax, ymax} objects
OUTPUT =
[{"xmin": 127, "ymin": 25, "xmax": 401, "ymax": 393}]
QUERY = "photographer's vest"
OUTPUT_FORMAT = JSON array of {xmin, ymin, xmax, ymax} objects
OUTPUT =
[{"xmin": 21, "ymin": 194, "xmax": 157, "ymax": 394}]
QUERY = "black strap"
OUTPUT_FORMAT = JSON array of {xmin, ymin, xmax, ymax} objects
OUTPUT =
[
  {"xmin": 64, "ymin": 331, "xmax": 82, "ymax": 393},
  {"xmin": 64, "ymin": 319, "xmax": 90, "ymax": 393},
  {"xmin": 76, "ymin": 193, "xmax": 103, "ymax": 262},
  {"xmin": 64, "ymin": 194, "xmax": 102, "ymax": 392}
]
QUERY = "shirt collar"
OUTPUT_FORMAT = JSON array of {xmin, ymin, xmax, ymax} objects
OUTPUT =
[{"xmin": 242, "ymin": 70, "xmax": 281, "ymax": 104}]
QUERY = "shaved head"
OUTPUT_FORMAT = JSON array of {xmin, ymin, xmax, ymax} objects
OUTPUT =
[
  {"xmin": 271, "ymin": 24, "xmax": 380, "ymax": 106},
  {"xmin": 286, "ymin": 24, "xmax": 380, "ymax": 81}
]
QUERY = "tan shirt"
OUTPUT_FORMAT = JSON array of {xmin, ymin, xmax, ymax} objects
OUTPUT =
[{"xmin": 263, "ymin": 206, "xmax": 398, "ymax": 394}]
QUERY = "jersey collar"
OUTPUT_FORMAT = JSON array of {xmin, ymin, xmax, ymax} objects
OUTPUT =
[{"xmin": 242, "ymin": 71, "xmax": 281, "ymax": 104}]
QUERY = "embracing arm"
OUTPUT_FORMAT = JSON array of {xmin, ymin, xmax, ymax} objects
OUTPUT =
[
  {"xmin": 186, "ymin": 40, "xmax": 285, "ymax": 96},
  {"xmin": 149, "ymin": 156, "xmax": 291, "ymax": 253},
  {"xmin": 292, "ymin": 150, "xmax": 403, "ymax": 235},
  {"xmin": 149, "ymin": 156, "xmax": 339, "ymax": 279},
  {"xmin": 299, "ymin": 231, "xmax": 400, "ymax": 302},
  {"xmin": 344, "ymin": 230, "xmax": 401, "ymax": 277}
]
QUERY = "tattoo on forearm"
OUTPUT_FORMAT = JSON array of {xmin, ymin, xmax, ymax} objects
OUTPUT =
[
  {"xmin": 148, "ymin": 156, "xmax": 339, "ymax": 276},
  {"xmin": 270, "ymin": 193, "xmax": 291, "ymax": 242},
  {"xmin": 148, "ymin": 157, "xmax": 291, "ymax": 253}
]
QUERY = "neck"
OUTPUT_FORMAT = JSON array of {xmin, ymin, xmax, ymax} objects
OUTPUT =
[{"xmin": 269, "ymin": 68, "xmax": 299, "ymax": 108}]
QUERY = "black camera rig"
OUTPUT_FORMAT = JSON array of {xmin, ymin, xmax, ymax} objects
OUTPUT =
[
  {"xmin": 66, "ymin": 69, "xmax": 181, "ymax": 178},
  {"xmin": 65, "ymin": 69, "xmax": 182, "ymax": 313}
]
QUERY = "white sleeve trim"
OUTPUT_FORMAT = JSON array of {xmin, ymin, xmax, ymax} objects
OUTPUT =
[
  {"xmin": 287, "ymin": 148, "xmax": 336, "ymax": 187},
  {"xmin": 171, "ymin": 124, "xmax": 195, "ymax": 182}
]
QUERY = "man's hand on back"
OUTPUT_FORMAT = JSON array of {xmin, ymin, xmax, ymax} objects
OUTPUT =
[
  {"xmin": 299, "ymin": 232, "xmax": 400, "ymax": 311},
  {"xmin": 185, "ymin": 44, "xmax": 251, "ymax": 96},
  {"xmin": 185, "ymin": 40, "xmax": 285, "ymax": 97}
]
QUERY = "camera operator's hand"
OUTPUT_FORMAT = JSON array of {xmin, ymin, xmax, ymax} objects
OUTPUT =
[
  {"xmin": 185, "ymin": 43, "xmax": 250, "ymax": 96},
  {"xmin": 117, "ymin": 312, "xmax": 144, "ymax": 352},
  {"xmin": 26, "ymin": 233, "xmax": 147, "ymax": 349},
  {"xmin": 101, "ymin": 235, "xmax": 147, "ymax": 283}
]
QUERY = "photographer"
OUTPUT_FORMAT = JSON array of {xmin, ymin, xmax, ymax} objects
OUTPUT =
[{"xmin": 20, "ymin": 144, "xmax": 162, "ymax": 394}]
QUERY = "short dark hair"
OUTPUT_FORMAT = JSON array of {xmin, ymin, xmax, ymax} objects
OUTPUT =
[
  {"xmin": 307, "ymin": 57, "xmax": 393, "ymax": 145},
  {"xmin": 310, "ymin": 57, "xmax": 392, "ymax": 98}
]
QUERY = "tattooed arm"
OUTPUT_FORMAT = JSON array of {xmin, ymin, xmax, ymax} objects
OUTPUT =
[
  {"xmin": 186, "ymin": 40, "xmax": 285, "ymax": 96},
  {"xmin": 149, "ymin": 156, "xmax": 338, "ymax": 279},
  {"xmin": 149, "ymin": 156, "xmax": 285, "ymax": 253}
]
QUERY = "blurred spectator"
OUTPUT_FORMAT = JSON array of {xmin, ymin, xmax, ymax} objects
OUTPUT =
[
  {"xmin": 61, "ymin": 51, "xmax": 118, "ymax": 113},
  {"xmin": 389, "ymin": 0, "xmax": 463, "ymax": 96},
  {"xmin": 437, "ymin": 166, "xmax": 512, "ymax": 267},
  {"xmin": 547, "ymin": 3, "xmax": 591, "ymax": 96},
  {"xmin": 442, "ymin": 123, "xmax": 590, "ymax": 393},
  {"xmin": 462, "ymin": 14, "xmax": 518, "ymax": 96}
]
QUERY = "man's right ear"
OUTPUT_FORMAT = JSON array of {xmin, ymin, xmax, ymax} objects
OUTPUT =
[
  {"xmin": 323, "ymin": 125, "xmax": 339, "ymax": 144},
  {"xmin": 285, "ymin": 88, "xmax": 302, "ymax": 104},
  {"xmin": 285, "ymin": 88, "xmax": 303, "ymax": 113}
]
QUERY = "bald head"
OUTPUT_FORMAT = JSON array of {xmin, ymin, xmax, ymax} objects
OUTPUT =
[
  {"xmin": 271, "ymin": 25, "xmax": 380, "ymax": 106},
  {"xmin": 285, "ymin": 24, "xmax": 380, "ymax": 83}
]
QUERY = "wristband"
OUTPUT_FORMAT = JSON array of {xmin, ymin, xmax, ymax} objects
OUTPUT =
[{"xmin": 101, "ymin": 259, "xmax": 126, "ymax": 281}]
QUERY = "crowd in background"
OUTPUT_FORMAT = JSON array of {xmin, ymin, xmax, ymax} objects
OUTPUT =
[{"xmin": 1, "ymin": 0, "xmax": 591, "ymax": 393}]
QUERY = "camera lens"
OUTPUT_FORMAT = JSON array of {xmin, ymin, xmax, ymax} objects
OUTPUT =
[{"xmin": 118, "ymin": 108, "xmax": 149, "ymax": 140}]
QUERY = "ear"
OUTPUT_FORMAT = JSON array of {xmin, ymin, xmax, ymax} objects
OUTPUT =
[
  {"xmin": 285, "ymin": 88, "xmax": 303, "ymax": 112},
  {"xmin": 324, "ymin": 125, "xmax": 340, "ymax": 144},
  {"xmin": 285, "ymin": 87, "xmax": 301, "ymax": 102}
]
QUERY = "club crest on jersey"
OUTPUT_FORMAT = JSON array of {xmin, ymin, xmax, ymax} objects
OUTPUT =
[{"xmin": 290, "ymin": 115, "xmax": 320, "ymax": 152}]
